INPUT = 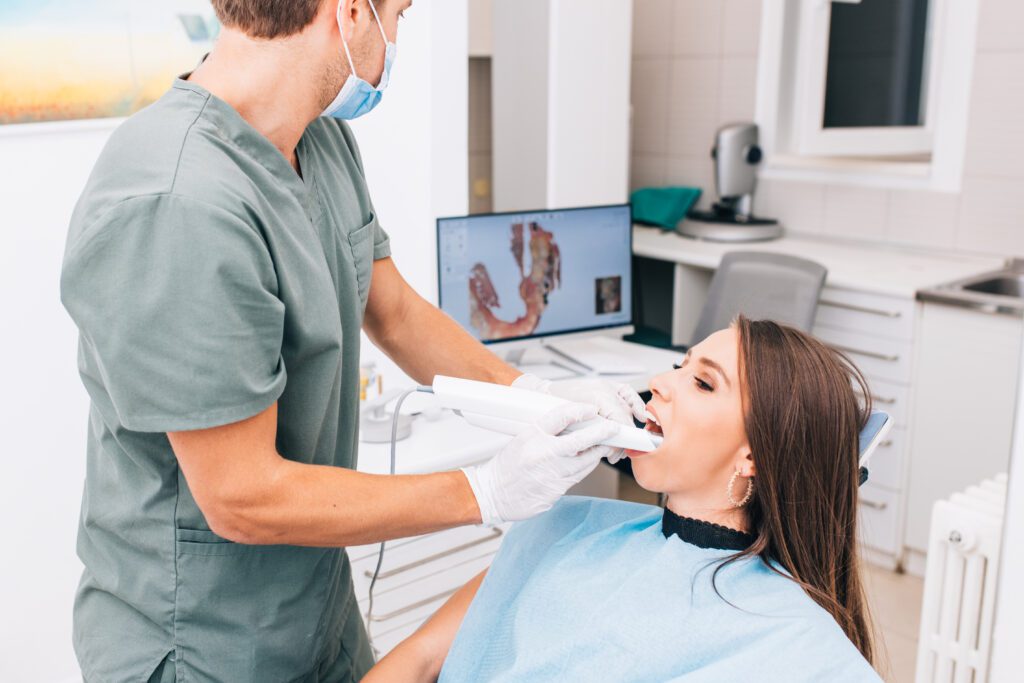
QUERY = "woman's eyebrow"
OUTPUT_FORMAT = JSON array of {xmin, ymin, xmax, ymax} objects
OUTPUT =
[{"xmin": 698, "ymin": 357, "xmax": 732, "ymax": 389}]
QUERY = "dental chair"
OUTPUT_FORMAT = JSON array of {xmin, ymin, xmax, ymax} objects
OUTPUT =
[{"xmin": 690, "ymin": 251, "xmax": 828, "ymax": 347}]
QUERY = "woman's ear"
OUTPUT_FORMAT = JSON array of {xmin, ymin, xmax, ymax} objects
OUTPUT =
[{"xmin": 735, "ymin": 450, "xmax": 756, "ymax": 478}]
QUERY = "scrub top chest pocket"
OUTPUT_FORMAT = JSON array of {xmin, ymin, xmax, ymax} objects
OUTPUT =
[{"xmin": 347, "ymin": 215, "xmax": 377, "ymax": 310}]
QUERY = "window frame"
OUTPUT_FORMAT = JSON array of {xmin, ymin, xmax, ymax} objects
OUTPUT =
[
  {"xmin": 794, "ymin": 0, "xmax": 937, "ymax": 157},
  {"xmin": 756, "ymin": 0, "xmax": 980, "ymax": 192}
]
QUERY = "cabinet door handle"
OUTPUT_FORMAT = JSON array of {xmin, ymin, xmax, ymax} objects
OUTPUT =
[
  {"xmin": 879, "ymin": 439, "xmax": 893, "ymax": 448},
  {"xmin": 859, "ymin": 499, "xmax": 888, "ymax": 511},
  {"xmin": 829, "ymin": 344, "xmax": 900, "ymax": 362},
  {"xmin": 365, "ymin": 528, "xmax": 504, "ymax": 580},
  {"xmin": 818, "ymin": 299, "xmax": 902, "ymax": 318},
  {"xmin": 369, "ymin": 587, "xmax": 460, "ymax": 622}
]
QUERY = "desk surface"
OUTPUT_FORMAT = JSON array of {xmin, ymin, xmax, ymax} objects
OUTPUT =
[
  {"xmin": 633, "ymin": 225, "xmax": 1003, "ymax": 298},
  {"xmin": 355, "ymin": 338, "xmax": 681, "ymax": 476}
]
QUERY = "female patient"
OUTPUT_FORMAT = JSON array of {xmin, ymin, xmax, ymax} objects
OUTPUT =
[{"xmin": 364, "ymin": 316, "xmax": 883, "ymax": 682}]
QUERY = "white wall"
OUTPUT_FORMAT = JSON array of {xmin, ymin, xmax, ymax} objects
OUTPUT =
[
  {"xmin": 0, "ymin": 1, "xmax": 467, "ymax": 678},
  {"xmin": 0, "ymin": 126, "xmax": 104, "ymax": 681},
  {"xmin": 547, "ymin": 0, "xmax": 632, "ymax": 208},
  {"xmin": 629, "ymin": 0, "xmax": 1024, "ymax": 257},
  {"xmin": 492, "ymin": 0, "xmax": 632, "ymax": 212},
  {"xmin": 991, "ymin": 332, "xmax": 1024, "ymax": 679}
]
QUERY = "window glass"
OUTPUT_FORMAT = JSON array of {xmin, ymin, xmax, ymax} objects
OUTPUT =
[{"xmin": 823, "ymin": 0, "xmax": 931, "ymax": 128}]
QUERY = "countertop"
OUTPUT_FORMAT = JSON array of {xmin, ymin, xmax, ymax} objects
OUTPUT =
[{"xmin": 633, "ymin": 226, "xmax": 1005, "ymax": 299}]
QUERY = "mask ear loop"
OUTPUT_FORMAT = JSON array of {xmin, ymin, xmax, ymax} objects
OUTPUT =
[
  {"xmin": 337, "ymin": 0, "xmax": 389, "ymax": 80},
  {"xmin": 337, "ymin": 2, "xmax": 358, "ymax": 77},
  {"xmin": 366, "ymin": 0, "xmax": 389, "ymax": 45}
]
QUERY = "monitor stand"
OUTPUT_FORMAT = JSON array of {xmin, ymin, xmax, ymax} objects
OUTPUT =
[
  {"xmin": 504, "ymin": 347, "xmax": 584, "ymax": 380},
  {"xmin": 544, "ymin": 339, "xmax": 646, "ymax": 376},
  {"xmin": 504, "ymin": 348, "xmax": 528, "ymax": 366}
]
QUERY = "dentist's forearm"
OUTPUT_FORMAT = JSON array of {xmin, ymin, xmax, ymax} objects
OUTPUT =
[{"xmin": 199, "ymin": 460, "xmax": 482, "ymax": 547}]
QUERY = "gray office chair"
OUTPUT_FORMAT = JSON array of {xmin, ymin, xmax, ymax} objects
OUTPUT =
[{"xmin": 688, "ymin": 251, "xmax": 828, "ymax": 346}]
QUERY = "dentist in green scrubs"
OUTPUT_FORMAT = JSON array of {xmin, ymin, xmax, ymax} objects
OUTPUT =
[{"xmin": 60, "ymin": 0, "xmax": 645, "ymax": 681}]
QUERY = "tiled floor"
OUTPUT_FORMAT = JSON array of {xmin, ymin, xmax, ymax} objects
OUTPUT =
[
  {"xmin": 615, "ymin": 473, "xmax": 924, "ymax": 682},
  {"xmin": 864, "ymin": 563, "xmax": 924, "ymax": 683}
]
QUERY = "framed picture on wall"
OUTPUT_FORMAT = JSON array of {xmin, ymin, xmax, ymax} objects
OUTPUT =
[{"xmin": 0, "ymin": 0, "xmax": 218, "ymax": 135}]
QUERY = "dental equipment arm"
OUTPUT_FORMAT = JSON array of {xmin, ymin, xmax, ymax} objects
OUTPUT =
[{"xmin": 433, "ymin": 375, "xmax": 664, "ymax": 453}]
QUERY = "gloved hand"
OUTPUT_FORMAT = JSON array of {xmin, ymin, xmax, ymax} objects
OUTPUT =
[
  {"xmin": 461, "ymin": 402, "xmax": 620, "ymax": 526},
  {"xmin": 512, "ymin": 374, "xmax": 646, "ymax": 464}
]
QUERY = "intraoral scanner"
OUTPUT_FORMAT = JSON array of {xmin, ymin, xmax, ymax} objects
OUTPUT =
[{"xmin": 431, "ymin": 375, "xmax": 665, "ymax": 452}]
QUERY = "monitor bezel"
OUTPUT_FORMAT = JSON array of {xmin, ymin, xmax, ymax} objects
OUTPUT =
[{"xmin": 435, "ymin": 202, "xmax": 635, "ymax": 346}]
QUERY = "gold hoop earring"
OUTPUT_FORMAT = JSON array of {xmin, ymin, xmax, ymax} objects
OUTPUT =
[{"xmin": 727, "ymin": 470, "xmax": 754, "ymax": 508}]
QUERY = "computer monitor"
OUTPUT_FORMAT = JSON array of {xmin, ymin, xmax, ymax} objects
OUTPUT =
[{"xmin": 437, "ymin": 204, "xmax": 634, "ymax": 358}]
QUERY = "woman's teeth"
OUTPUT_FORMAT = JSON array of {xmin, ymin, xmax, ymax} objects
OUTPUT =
[{"xmin": 643, "ymin": 410, "xmax": 664, "ymax": 436}]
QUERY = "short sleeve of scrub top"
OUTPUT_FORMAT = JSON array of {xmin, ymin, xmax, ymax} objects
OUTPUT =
[{"xmin": 61, "ymin": 194, "xmax": 287, "ymax": 433}]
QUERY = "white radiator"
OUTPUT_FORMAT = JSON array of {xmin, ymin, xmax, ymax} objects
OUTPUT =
[{"xmin": 915, "ymin": 474, "xmax": 1007, "ymax": 683}]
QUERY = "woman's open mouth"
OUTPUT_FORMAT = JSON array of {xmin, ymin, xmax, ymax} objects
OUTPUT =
[{"xmin": 626, "ymin": 408, "xmax": 663, "ymax": 458}]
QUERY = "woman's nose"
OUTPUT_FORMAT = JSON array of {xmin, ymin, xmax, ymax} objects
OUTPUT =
[{"xmin": 648, "ymin": 370, "xmax": 671, "ymax": 401}]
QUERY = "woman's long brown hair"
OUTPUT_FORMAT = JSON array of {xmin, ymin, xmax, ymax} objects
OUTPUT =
[{"xmin": 723, "ymin": 315, "xmax": 875, "ymax": 664}]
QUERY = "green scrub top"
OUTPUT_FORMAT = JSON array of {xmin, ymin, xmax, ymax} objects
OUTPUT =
[{"xmin": 60, "ymin": 78, "xmax": 390, "ymax": 682}]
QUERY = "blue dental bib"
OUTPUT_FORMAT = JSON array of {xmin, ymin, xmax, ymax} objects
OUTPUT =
[{"xmin": 439, "ymin": 497, "xmax": 881, "ymax": 682}]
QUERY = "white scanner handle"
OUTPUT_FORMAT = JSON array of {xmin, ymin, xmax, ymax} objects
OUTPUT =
[{"xmin": 433, "ymin": 376, "xmax": 662, "ymax": 452}]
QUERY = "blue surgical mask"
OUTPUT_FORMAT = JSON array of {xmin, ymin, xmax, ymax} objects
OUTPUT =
[{"xmin": 323, "ymin": 0, "xmax": 396, "ymax": 120}]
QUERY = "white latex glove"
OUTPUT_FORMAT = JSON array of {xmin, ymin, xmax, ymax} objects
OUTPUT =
[
  {"xmin": 512, "ymin": 374, "xmax": 647, "ymax": 464},
  {"xmin": 461, "ymin": 402, "xmax": 620, "ymax": 526}
]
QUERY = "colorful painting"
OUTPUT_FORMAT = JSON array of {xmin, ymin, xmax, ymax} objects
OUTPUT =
[{"xmin": 0, "ymin": 0, "xmax": 219, "ymax": 126}]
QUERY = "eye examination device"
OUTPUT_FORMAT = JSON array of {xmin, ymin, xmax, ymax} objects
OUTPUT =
[{"xmin": 431, "ymin": 376, "xmax": 664, "ymax": 452}]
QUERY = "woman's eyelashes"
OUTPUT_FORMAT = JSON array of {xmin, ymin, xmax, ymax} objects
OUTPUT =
[{"xmin": 694, "ymin": 376, "xmax": 714, "ymax": 392}]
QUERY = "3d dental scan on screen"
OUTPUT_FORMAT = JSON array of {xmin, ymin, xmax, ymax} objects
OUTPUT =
[{"xmin": 438, "ymin": 205, "xmax": 633, "ymax": 343}]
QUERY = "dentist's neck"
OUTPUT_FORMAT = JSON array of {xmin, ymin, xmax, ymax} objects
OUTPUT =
[{"xmin": 187, "ymin": 27, "xmax": 331, "ymax": 169}]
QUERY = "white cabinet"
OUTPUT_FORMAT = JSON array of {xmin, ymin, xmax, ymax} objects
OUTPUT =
[
  {"xmin": 812, "ymin": 286, "xmax": 919, "ymax": 566},
  {"xmin": 903, "ymin": 304, "xmax": 1022, "ymax": 555},
  {"xmin": 349, "ymin": 523, "xmax": 510, "ymax": 655}
]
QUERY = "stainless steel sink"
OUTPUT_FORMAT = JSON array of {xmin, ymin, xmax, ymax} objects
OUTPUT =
[
  {"xmin": 961, "ymin": 276, "xmax": 1024, "ymax": 298},
  {"xmin": 918, "ymin": 259, "xmax": 1024, "ymax": 316}
]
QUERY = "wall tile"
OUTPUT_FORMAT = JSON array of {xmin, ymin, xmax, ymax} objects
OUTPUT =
[
  {"xmin": 630, "ymin": 154, "xmax": 668, "ymax": 191},
  {"xmin": 666, "ymin": 155, "xmax": 717, "ymax": 209},
  {"xmin": 633, "ymin": 0, "xmax": 673, "ymax": 57},
  {"xmin": 964, "ymin": 52, "xmax": 1024, "ymax": 180},
  {"xmin": 631, "ymin": 58, "xmax": 672, "ymax": 154},
  {"xmin": 756, "ymin": 179, "xmax": 826, "ymax": 235},
  {"xmin": 823, "ymin": 185, "xmax": 890, "ymax": 240},
  {"xmin": 718, "ymin": 57, "xmax": 758, "ymax": 123},
  {"xmin": 722, "ymin": 0, "xmax": 763, "ymax": 56},
  {"xmin": 956, "ymin": 176, "xmax": 1024, "ymax": 255},
  {"xmin": 671, "ymin": 0, "xmax": 723, "ymax": 56},
  {"xmin": 887, "ymin": 189, "xmax": 959, "ymax": 250},
  {"xmin": 975, "ymin": 0, "xmax": 1024, "ymax": 52},
  {"xmin": 667, "ymin": 57, "xmax": 721, "ymax": 157}
]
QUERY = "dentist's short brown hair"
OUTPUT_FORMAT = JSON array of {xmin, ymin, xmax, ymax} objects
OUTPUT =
[{"xmin": 210, "ymin": 0, "xmax": 329, "ymax": 39}]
